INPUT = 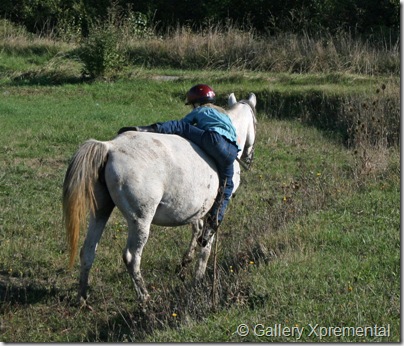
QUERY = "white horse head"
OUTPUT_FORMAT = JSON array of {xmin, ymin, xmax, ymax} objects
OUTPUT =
[{"xmin": 63, "ymin": 93, "xmax": 257, "ymax": 303}]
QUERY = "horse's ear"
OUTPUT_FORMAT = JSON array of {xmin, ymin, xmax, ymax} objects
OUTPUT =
[
  {"xmin": 248, "ymin": 93, "xmax": 257, "ymax": 108},
  {"xmin": 228, "ymin": 93, "xmax": 237, "ymax": 107}
]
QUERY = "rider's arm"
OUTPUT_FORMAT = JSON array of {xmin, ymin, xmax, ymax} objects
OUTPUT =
[{"xmin": 181, "ymin": 109, "xmax": 198, "ymax": 125}]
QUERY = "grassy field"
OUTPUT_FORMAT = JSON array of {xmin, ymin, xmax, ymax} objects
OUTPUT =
[{"xmin": 0, "ymin": 28, "xmax": 400, "ymax": 342}]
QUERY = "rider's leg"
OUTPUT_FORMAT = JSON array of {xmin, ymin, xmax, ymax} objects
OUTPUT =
[
  {"xmin": 203, "ymin": 132, "xmax": 238, "ymax": 222},
  {"xmin": 154, "ymin": 120, "xmax": 205, "ymax": 146},
  {"xmin": 197, "ymin": 132, "xmax": 238, "ymax": 246}
]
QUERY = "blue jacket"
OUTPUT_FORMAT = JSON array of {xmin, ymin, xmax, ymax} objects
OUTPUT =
[{"xmin": 182, "ymin": 106, "xmax": 241, "ymax": 151}]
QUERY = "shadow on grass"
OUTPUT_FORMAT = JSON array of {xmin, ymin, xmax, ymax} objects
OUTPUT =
[
  {"xmin": 1, "ymin": 43, "xmax": 61, "ymax": 57},
  {"xmin": 257, "ymin": 89, "xmax": 399, "ymax": 147},
  {"xmin": 7, "ymin": 71, "xmax": 88, "ymax": 86},
  {"xmin": 84, "ymin": 279, "xmax": 213, "ymax": 342},
  {"xmin": 0, "ymin": 272, "xmax": 59, "ymax": 307},
  {"xmin": 83, "ymin": 258, "xmax": 265, "ymax": 342}
]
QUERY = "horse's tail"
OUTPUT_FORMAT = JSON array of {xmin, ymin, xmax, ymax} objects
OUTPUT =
[{"xmin": 62, "ymin": 139, "xmax": 109, "ymax": 269}]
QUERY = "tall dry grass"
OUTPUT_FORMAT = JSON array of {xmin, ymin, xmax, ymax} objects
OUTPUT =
[
  {"xmin": 125, "ymin": 23, "xmax": 399, "ymax": 74},
  {"xmin": 1, "ymin": 18, "xmax": 399, "ymax": 77},
  {"xmin": 1, "ymin": 25, "xmax": 64, "ymax": 57}
]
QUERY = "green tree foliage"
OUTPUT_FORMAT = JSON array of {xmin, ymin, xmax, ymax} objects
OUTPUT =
[{"xmin": 0, "ymin": 0, "xmax": 399, "ymax": 38}]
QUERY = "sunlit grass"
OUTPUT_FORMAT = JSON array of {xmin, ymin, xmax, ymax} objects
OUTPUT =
[{"xmin": 0, "ymin": 24, "xmax": 400, "ymax": 341}]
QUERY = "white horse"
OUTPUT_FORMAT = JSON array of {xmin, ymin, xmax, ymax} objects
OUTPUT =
[{"xmin": 63, "ymin": 92, "xmax": 257, "ymax": 303}]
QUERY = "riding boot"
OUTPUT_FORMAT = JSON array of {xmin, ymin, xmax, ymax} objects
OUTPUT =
[
  {"xmin": 134, "ymin": 124, "xmax": 158, "ymax": 132},
  {"xmin": 197, "ymin": 216, "xmax": 220, "ymax": 247},
  {"xmin": 118, "ymin": 124, "xmax": 158, "ymax": 135}
]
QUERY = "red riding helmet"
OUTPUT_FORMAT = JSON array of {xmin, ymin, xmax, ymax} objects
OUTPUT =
[{"xmin": 185, "ymin": 84, "xmax": 216, "ymax": 105}]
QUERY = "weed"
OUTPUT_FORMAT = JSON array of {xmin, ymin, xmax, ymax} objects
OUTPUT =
[{"xmin": 341, "ymin": 82, "xmax": 400, "ymax": 186}]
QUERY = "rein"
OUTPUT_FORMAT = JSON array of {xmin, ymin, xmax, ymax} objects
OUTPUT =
[{"xmin": 236, "ymin": 156, "xmax": 251, "ymax": 170}]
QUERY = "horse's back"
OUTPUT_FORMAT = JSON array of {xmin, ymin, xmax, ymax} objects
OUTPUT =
[{"xmin": 104, "ymin": 132, "xmax": 219, "ymax": 226}]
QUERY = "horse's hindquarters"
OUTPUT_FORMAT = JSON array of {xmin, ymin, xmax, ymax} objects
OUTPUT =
[
  {"xmin": 104, "ymin": 134, "xmax": 219, "ymax": 226},
  {"xmin": 153, "ymin": 174, "xmax": 218, "ymax": 226}
]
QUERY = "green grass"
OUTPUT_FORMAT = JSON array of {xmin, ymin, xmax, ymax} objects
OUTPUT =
[
  {"xmin": 0, "ymin": 40, "xmax": 400, "ymax": 342},
  {"xmin": 144, "ymin": 169, "xmax": 400, "ymax": 342}
]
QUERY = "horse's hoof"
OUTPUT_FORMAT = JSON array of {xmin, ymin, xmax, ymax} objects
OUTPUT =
[
  {"xmin": 78, "ymin": 296, "xmax": 94, "ymax": 311},
  {"xmin": 175, "ymin": 262, "xmax": 188, "ymax": 281},
  {"xmin": 79, "ymin": 296, "xmax": 86, "ymax": 304},
  {"xmin": 138, "ymin": 296, "xmax": 151, "ymax": 313},
  {"xmin": 177, "ymin": 267, "xmax": 187, "ymax": 281}
]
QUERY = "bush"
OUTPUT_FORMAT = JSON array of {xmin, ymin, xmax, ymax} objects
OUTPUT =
[
  {"xmin": 77, "ymin": 6, "xmax": 153, "ymax": 79},
  {"xmin": 78, "ymin": 26, "xmax": 124, "ymax": 79}
]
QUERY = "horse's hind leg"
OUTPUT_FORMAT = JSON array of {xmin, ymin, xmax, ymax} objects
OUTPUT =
[
  {"xmin": 79, "ymin": 184, "xmax": 114, "ymax": 302},
  {"xmin": 195, "ymin": 235, "xmax": 215, "ymax": 281},
  {"xmin": 122, "ymin": 217, "xmax": 151, "ymax": 303},
  {"xmin": 180, "ymin": 219, "xmax": 215, "ymax": 281}
]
